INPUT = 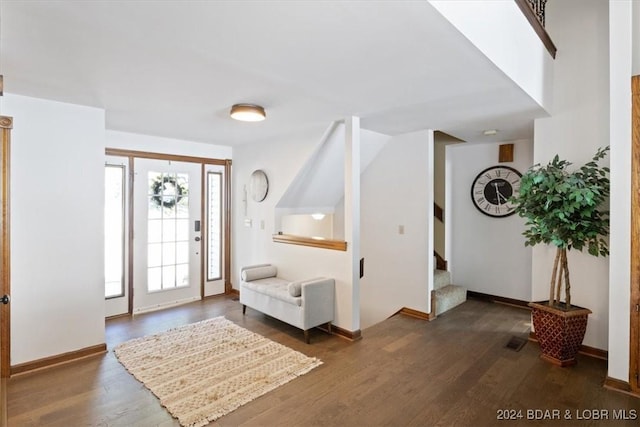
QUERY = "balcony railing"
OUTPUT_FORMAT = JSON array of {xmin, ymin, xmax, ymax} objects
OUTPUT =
[
  {"xmin": 525, "ymin": 0, "xmax": 547, "ymax": 27},
  {"xmin": 515, "ymin": 0, "xmax": 556, "ymax": 58}
]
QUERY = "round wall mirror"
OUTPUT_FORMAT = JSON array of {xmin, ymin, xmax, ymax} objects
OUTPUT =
[{"xmin": 250, "ymin": 169, "xmax": 269, "ymax": 202}]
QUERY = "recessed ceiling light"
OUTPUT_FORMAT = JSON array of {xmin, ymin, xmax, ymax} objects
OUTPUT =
[
  {"xmin": 230, "ymin": 104, "xmax": 266, "ymax": 122},
  {"xmin": 483, "ymin": 129, "xmax": 498, "ymax": 136}
]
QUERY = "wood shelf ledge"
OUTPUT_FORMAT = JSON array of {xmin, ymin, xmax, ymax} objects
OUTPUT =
[{"xmin": 272, "ymin": 234, "xmax": 347, "ymax": 251}]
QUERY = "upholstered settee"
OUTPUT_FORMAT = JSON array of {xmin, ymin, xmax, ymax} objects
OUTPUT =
[{"xmin": 239, "ymin": 264, "xmax": 335, "ymax": 343}]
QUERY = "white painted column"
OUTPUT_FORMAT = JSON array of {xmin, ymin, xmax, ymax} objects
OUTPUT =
[
  {"xmin": 608, "ymin": 0, "xmax": 633, "ymax": 383},
  {"xmin": 426, "ymin": 129, "xmax": 435, "ymax": 310},
  {"xmin": 344, "ymin": 117, "xmax": 361, "ymax": 332}
]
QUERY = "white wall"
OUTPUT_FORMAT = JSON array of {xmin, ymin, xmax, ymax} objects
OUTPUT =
[
  {"xmin": 106, "ymin": 130, "xmax": 232, "ymax": 159},
  {"xmin": 333, "ymin": 197, "xmax": 345, "ymax": 241},
  {"xmin": 232, "ymin": 126, "xmax": 358, "ymax": 332},
  {"xmin": 360, "ymin": 130, "xmax": 432, "ymax": 329},
  {"xmin": 1, "ymin": 94, "xmax": 106, "ymax": 365},
  {"xmin": 447, "ymin": 140, "xmax": 533, "ymax": 301},
  {"xmin": 608, "ymin": 0, "xmax": 633, "ymax": 382},
  {"xmin": 429, "ymin": 0, "xmax": 553, "ymax": 112},
  {"xmin": 533, "ymin": 0, "xmax": 610, "ymax": 351}
]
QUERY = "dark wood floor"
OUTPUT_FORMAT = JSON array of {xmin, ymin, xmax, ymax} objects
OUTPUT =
[{"xmin": 6, "ymin": 296, "xmax": 640, "ymax": 426}]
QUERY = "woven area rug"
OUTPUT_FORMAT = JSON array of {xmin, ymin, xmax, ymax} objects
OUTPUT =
[{"xmin": 114, "ymin": 317, "xmax": 322, "ymax": 427}]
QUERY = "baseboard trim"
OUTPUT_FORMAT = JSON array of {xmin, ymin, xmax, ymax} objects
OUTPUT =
[
  {"xmin": 227, "ymin": 288, "xmax": 239, "ymax": 297},
  {"xmin": 430, "ymin": 290, "xmax": 437, "ymax": 321},
  {"xmin": 603, "ymin": 376, "xmax": 637, "ymax": 397},
  {"xmin": 397, "ymin": 307, "xmax": 433, "ymax": 321},
  {"xmin": 11, "ymin": 343, "xmax": 107, "ymax": 376},
  {"xmin": 528, "ymin": 332, "xmax": 608, "ymax": 361},
  {"xmin": 105, "ymin": 312, "xmax": 130, "ymax": 321},
  {"xmin": 331, "ymin": 324, "xmax": 362, "ymax": 341},
  {"xmin": 132, "ymin": 295, "xmax": 200, "ymax": 315},
  {"xmin": 202, "ymin": 293, "xmax": 232, "ymax": 301},
  {"xmin": 467, "ymin": 290, "xmax": 530, "ymax": 310}
]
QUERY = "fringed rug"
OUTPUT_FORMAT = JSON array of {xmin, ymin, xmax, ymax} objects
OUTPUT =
[{"xmin": 114, "ymin": 317, "xmax": 322, "ymax": 427}]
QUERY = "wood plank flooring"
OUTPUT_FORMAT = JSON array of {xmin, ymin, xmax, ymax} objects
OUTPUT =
[{"xmin": 6, "ymin": 296, "xmax": 640, "ymax": 426}]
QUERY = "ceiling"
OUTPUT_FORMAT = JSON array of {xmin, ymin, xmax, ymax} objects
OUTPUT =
[{"xmin": 0, "ymin": 1, "xmax": 547, "ymax": 146}]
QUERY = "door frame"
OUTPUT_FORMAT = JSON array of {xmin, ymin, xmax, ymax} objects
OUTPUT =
[
  {"xmin": 104, "ymin": 157, "xmax": 131, "ymax": 317},
  {"xmin": 105, "ymin": 148, "xmax": 232, "ymax": 314},
  {"xmin": 0, "ymin": 116, "xmax": 12, "ymax": 379},
  {"xmin": 631, "ymin": 75, "xmax": 640, "ymax": 394}
]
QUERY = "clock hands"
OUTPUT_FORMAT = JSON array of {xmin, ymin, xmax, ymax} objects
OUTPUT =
[
  {"xmin": 493, "ymin": 183, "xmax": 502, "ymax": 205},
  {"xmin": 493, "ymin": 182, "xmax": 510, "ymax": 205}
]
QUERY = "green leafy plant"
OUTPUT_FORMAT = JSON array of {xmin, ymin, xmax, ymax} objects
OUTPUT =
[{"xmin": 511, "ymin": 147, "xmax": 610, "ymax": 308}]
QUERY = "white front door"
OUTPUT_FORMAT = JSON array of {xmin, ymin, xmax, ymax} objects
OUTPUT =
[{"xmin": 133, "ymin": 159, "xmax": 202, "ymax": 313}]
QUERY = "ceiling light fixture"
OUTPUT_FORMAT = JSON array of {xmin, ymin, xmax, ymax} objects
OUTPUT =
[
  {"xmin": 311, "ymin": 213, "xmax": 325, "ymax": 221},
  {"xmin": 230, "ymin": 104, "xmax": 266, "ymax": 122},
  {"xmin": 483, "ymin": 129, "xmax": 498, "ymax": 136}
]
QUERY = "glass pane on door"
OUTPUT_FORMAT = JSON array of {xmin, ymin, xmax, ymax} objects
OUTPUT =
[{"xmin": 147, "ymin": 171, "xmax": 190, "ymax": 291}]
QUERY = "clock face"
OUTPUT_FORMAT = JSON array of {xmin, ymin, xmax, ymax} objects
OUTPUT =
[{"xmin": 470, "ymin": 166, "xmax": 522, "ymax": 218}]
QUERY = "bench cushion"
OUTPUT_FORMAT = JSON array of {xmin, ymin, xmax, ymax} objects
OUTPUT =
[{"xmin": 242, "ymin": 277, "xmax": 302, "ymax": 307}]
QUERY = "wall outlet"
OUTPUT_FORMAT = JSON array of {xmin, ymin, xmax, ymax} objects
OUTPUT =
[{"xmin": 244, "ymin": 218, "xmax": 252, "ymax": 228}]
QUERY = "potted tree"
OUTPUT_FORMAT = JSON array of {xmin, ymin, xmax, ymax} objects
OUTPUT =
[{"xmin": 511, "ymin": 146, "xmax": 610, "ymax": 367}]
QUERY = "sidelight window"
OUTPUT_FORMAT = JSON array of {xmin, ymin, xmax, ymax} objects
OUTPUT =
[
  {"xmin": 207, "ymin": 172, "xmax": 222, "ymax": 281},
  {"xmin": 104, "ymin": 165, "xmax": 125, "ymax": 298}
]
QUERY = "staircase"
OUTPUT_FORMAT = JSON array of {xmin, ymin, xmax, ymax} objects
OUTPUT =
[{"xmin": 432, "ymin": 269, "xmax": 467, "ymax": 317}]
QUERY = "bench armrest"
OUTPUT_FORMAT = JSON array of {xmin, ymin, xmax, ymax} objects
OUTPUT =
[{"xmin": 301, "ymin": 278, "xmax": 335, "ymax": 328}]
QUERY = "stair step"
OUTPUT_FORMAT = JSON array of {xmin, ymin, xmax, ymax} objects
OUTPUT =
[
  {"xmin": 434, "ymin": 269, "xmax": 451, "ymax": 290},
  {"xmin": 434, "ymin": 284, "xmax": 467, "ymax": 316}
]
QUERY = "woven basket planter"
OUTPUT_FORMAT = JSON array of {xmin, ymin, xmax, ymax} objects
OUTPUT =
[{"xmin": 529, "ymin": 301, "xmax": 591, "ymax": 367}]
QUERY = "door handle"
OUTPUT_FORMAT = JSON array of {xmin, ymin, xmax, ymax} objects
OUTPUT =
[
  {"xmin": 194, "ymin": 236, "xmax": 201, "ymax": 242},
  {"xmin": 1, "ymin": 295, "xmax": 9, "ymax": 305}
]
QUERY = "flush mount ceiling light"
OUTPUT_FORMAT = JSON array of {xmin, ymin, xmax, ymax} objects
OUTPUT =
[
  {"xmin": 230, "ymin": 104, "xmax": 266, "ymax": 122},
  {"xmin": 483, "ymin": 129, "xmax": 498, "ymax": 136}
]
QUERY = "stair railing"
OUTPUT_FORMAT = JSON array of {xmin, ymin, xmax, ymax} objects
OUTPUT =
[
  {"xmin": 434, "ymin": 202, "xmax": 444, "ymax": 224},
  {"xmin": 434, "ymin": 251, "xmax": 447, "ymax": 271}
]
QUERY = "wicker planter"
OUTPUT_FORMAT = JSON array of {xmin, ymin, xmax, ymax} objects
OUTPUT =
[{"xmin": 529, "ymin": 301, "xmax": 591, "ymax": 367}]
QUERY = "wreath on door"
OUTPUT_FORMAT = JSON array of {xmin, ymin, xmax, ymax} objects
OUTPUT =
[{"xmin": 150, "ymin": 175, "xmax": 187, "ymax": 209}]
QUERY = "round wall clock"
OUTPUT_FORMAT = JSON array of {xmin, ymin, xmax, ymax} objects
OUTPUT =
[
  {"xmin": 470, "ymin": 165, "xmax": 522, "ymax": 218},
  {"xmin": 250, "ymin": 169, "xmax": 269, "ymax": 202}
]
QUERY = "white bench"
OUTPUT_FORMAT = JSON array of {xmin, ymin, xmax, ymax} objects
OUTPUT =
[{"xmin": 239, "ymin": 264, "xmax": 335, "ymax": 343}]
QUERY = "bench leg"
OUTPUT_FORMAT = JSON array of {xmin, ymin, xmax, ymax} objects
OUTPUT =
[
  {"xmin": 327, "ymin": 322, "xmax": 332, "ymax": 334},
  {"xmin": 304, "ymin": 330, "xmax": 310, "ymax": 344},
  {"xmin": 242, "ymin": 304, "xmax": 246, "ymax": 315}
]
